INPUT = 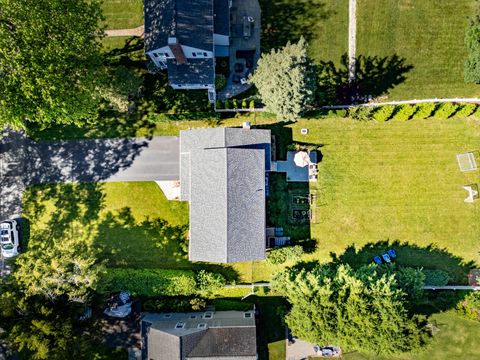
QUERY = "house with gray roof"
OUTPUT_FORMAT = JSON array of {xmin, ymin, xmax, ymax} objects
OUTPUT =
[
  {"xmin": 144, "ymin": 0, "xmax": 231, "ymax": 102},
  {"xmin": 180, "ymin": 127, "xmax": 271, "ymax": 263},
  {"xmin": 141, "ymin": 310, "xmax": 257, "ymax": 360}
]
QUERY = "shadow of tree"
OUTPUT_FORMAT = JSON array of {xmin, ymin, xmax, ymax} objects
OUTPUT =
[
  {"xmin": 317, "ymin": 54, "xmax": 414, "ymax": 105},
  {"xmin": 23, "ymin": 183, "xmax": 106, "ymax": 246},
  {"xmin": 259, "ymin": 0, "xmax": 333, "ymax": 51},
  {"xmin": 19, "ymin": 134, "xmax": 150, "ymax": 185},
  {"xmin": 255, "ymin": 121, "xmax": 294, "ymax": 160},
  {"xmin": 331, "ymin": 239, "xmax": 475, "ymax": 284},
  {"xmin": 94, "ymin": 207, "xmax": 240, "ymax": 283}
]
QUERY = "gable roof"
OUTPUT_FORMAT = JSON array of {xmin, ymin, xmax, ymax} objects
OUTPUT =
[
  {"xmin": 144, "ymin": 0, "xmax": 214, "ymax": 53},
  {"xmin": 142, "ymin": 311, "xmax": 257, "ymax": 360},
  {"xmin": 167, "ymin": 58, "xmax": 215, "ymax": 87},
  {"xmin": 180, "ymin": 128, "xmax": 271, "ymax": 263},
  {"xmin": 186, "ymin": 328, "xmax": 257, "ymax": 359}
]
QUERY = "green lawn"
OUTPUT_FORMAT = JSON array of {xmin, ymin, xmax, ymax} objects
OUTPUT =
[
  {"xmin": 357, "ymin": 0, "xmax": 480, "ymax": 100},
  {"xmin": 102, "ymin": 0, "xmax": 143, "ymax": 30},
  {"xmin": 344, "ymin": 311, "xmax": 480, "ymax": 360},
  {"xmin": 291, "ymin": 117, "xmax": 480, "ymax": 276},
  {"xmin": 260, "ymin": 0, "xmax": 348, "ymax": 65}
]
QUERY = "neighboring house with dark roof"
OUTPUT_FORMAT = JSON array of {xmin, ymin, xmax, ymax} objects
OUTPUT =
[
  {"xmin": 180, "ymin": 127, "xmax": 271, "ymax": 263},
  {"xmin": 141, "ymin": 310, "xmax": 257, "ymax": 360},
  {"xmin": 144, "ymin": 0, "xmax": 231, "ymax": 101}
]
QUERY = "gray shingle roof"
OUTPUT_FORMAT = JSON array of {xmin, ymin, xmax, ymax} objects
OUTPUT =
[
  {"xmin": 180, "ymin": 128, "xmax": 271, "ymax": 263},
  {"xmin": 214, "ymin": 0, "xmax": 230, "ymax": 36},
  {"xmin": 186, "ymin": 328, "xmax": 257, "ymax": 359},
  {"xmin": 145, "ymin": 0, "xmax": 214, "ymax": 52},
  {"xmin": 144, "ymin": 0, "xmax": 174, "ymax": 53},
  {"xmin": 142, "ymin": 311, "xmax": 257, "ymax": 360},
  {"xmin": 167, "ymin": 58, "xmax": 215, "ymax": 87}
]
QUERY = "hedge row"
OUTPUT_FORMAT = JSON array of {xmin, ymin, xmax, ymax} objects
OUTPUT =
[
  {"xmin": 367, "ymin": 102, "xmax": 478, "ymax": 122},
  {"xmin": 216, "ymin": 98, "xmax": 255, "ymax": 110}
]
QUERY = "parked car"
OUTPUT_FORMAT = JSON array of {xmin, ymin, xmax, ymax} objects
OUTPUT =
[{"xmin": 0, "ymin": 220, "xmax": 20, "ymax": 258}]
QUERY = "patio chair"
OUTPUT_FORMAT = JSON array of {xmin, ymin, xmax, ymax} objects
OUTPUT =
[
  {"xmin": 373, "ymin": 256, "xmax": 382, "ymax": 265},
  {"xmin": 382, "ymin": 254, "xmax": 391, "ymax": 263},
  {"xmin": 463, "ymin": 184, "xmax": 479, "ymax": 203},
  {"xmin": 387, "ymin": 249, "xmax": 397, "ymax": 259}
]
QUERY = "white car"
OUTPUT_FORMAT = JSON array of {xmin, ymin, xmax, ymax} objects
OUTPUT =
[{"xmin": 0, "ymin": 220, "xmax": 20, "ymax": 258}]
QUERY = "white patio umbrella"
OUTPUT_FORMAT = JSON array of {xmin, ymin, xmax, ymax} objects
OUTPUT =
[{"xmin": 294, "ymin": 151, "xmax": 310, "ymax": 167}]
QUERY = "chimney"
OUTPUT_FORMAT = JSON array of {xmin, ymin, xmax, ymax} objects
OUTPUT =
[{"xmin": 168, "ymin": 37, "xmax": 187, "ymax": 65}]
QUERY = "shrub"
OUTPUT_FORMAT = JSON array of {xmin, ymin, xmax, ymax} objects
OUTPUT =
[
  {"xmin": 457, "ymin": 292, "xmax": 480, "ymax": 321},
  {"xmin": 326, "ymin": 109, "xmax": 347, "ymax": 118},
  {"xmin": 215, "ymin": 74, "xmax": 227, "ymax": 90},
  {"xmin": 242, "ymin": 99, "xmax": 247, "ymax": 109},
  {"xmin": 190, "ymin": 298, "xmax": 207, "ymax": 311},
  {"xmin": 411, "ymin": 102, "xmax": 436, "ymax": 119},
  {"xmin": 455, "ymin": 103, "xmax": 477, "ymax": 118},
  {"xmin": 432, "ymin": 102, "xmax": 457, "ymax": 119},
  {"xmin": 232, "ymin": 99, "xmax": 239, "ymax": 109},
  {"xmin": 196, "ymin": 270, "xmax": 226, "ymax": 293},
  {"xmin": 348, "ymin": 106, "xmax": 374, "ymax": 121},
  {"xmin": 224, "ymin": 99, "xmax": 230, "ymax": 109},
  {"xmin": 249, "ymin": 99, "xmax": 255, "ymax": 109},
  {"xmin": 391, "ymin": 104, "xmax": 416, "ymax": 121},
  {"xmin": 215, "ymin": 100, "xmax": 223, "ymax": 109},
  {"xmin": 99, "ymin": 269, "xmax": 197, "ymax": 297},
  {"xmin": 267, "ymin": 245, "xmax": 304, "ymax": 265},
  {"xmin": 423, "ymin": 269, "xmax": 450, "ymax": 286},
  {"xmin": 372, "ymin": 105, "xmax": 395, "ymax": 122}
]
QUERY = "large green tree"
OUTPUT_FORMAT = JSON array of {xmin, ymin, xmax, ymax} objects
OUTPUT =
[
  {"xmin": 0, "ymin": 0, "xmax": 105, "ymax": 128},
  {"xmin": 249, "ymin": 37, "xmax": 317, "ymax": 121},
  {"xmin": 272, "ymin": 264, "xmax": 429, "ymax": 355},
  {"xmin": 14, "ymin": 224, "xmax": 103, "ymax": 303}
]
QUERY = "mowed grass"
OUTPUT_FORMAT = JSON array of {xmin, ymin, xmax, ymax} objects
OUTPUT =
[
  {"xmin": 102, "ymin": 0, "xmax": 143, "ymax": 30},
  {"xmin": 289, "ymin": 117, "xmax": 480, "ymax": 268},
  {"xmin": 23, "ymin": 182, "xmax": 191, "ymax": 269},
  {"xmin": 344, "ymin": 311, "xmax": 480, "ymax": 360},
  {"xmin": 357, "ymin": 0, "xmax": 480, "ymax": 99}
]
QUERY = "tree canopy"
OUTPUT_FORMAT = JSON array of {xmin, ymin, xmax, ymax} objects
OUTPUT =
[
  {"xmin": 272, "ymin": 263, "xmax": 429, "ymax": 355},
  {"xmin": 0, "ymin": 0, "xmax": 105, "ymax": 128},
  {"xmin": 249, "ymin": 38, "xmax": 317, "ymax": 121}
]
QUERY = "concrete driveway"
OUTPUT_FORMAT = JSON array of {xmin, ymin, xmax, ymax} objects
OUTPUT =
[{"xmin": 0, "ymin": 130, "xmax": 180, "ymax": 220}]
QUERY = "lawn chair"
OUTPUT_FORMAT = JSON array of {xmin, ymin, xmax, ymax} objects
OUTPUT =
[
  {"xmin": 463, "ymin": 184, "xmax": 479, "ymax": 203},
  {"xmin": 373, "ymin": 256, "xmax": 382, "ymax": 265},
  {"xmin": 382, "ymin": 254, "xmax": 391, "ymax": 263},
  {"xmin": 387, "ymin": 249, "xmax": 397, "ymax": 259}
]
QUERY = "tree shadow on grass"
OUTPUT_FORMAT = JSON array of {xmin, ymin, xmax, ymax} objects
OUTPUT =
[
  {"xmin": 23, "ymin": 182, "xmax": 106, "ymax": 244},
  {"xmin": 330, "ymin": 239, "xmax": 477, "ymax": 316},
  {"xmin": 317, "ymin": 54, "xmax": 414, "ymax": 105},
  {"xmin": 260, "ymin": 0, "xmax": 333, "ymax": 51},
  {"xmin": 94, "ymin": 207, "xmax": 240, "ymax": 283}
]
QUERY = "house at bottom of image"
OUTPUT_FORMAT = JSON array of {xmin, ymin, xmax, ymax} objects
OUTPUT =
[{"xmin": 141, "ymin": 310, "xmax": 257, "ymax": 360}]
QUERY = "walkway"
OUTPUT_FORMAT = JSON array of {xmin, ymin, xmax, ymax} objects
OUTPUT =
[
  {"xmin": 105, "ymin": 25, "xmax": 144, "ymax": 38},
  {"xmin": 348, "ymin": 0, "xmax": 357, "ymax": 83},
  {"xmin": 0, "ymin": 130, "xmax": 180, "ymax": 221}
]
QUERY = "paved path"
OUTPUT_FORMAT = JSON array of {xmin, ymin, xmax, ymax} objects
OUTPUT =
[
  {"xmin": 0, "ymin": 131, "xmax": 179, "ymax": 221},
  {"xmin": 348, "ymin": 0, "xmax": 357, "ymax": 83},
  {"xmin": 105, "ymin": 26, "xmax": 144, "ymax": 37}
]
